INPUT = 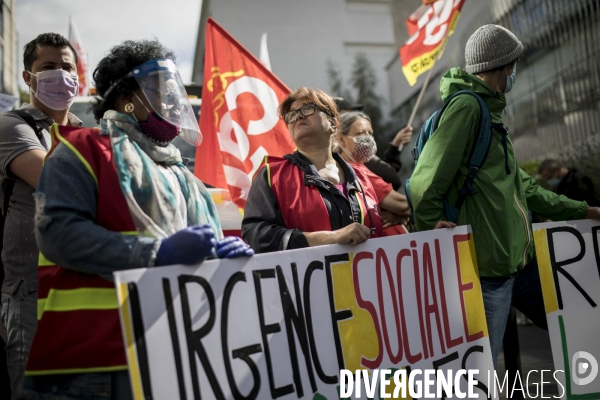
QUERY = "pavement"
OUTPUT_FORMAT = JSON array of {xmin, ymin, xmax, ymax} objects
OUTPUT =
[{"xmin": 496, "ymin": 323, "xmax": 561, "ymax": 399}]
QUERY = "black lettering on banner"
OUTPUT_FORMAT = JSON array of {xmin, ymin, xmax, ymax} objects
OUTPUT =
[
  {"xmin": 128, "ymin": 282, "xmax": 154, "ymax": 400},
  {"xmin": 592, "ymin": 226, "xmax": 600, "ymax": 280},
  {"xmin": 253, "ymin": 269, "xmax": 294, "ymax": 398},
  {"xmin": 432, "ymin": 351, "xmax": 459, "ymax": 400},
  {"xmin": 178, "ymin": 275, "xmax": 225, "ymax": 400},
  {"xmin": 405, "ymin": 365, "xmax": 414, "ymax": 395},
  {"xmin": 222, "ymin": 272, "xmax": 261, "ymax": 400},
  {"xmin": 276, "ymin": 264, "xmax": 318, "ymax": 396},
  {"xmin": 162, "ymin": 278, "xmax": 187, "ymax": 400},
  {"xmin": 303, "ymin": 260, "xmax": 337, "ymax": 384},
  {"xmin": 461, "ymin": 345, "xmax": 490, "ymax": 399},
  {"xmin": 547, "ymin": 227, "xmax": 597, "ymax": 309},
  {"xmin": 324, "ymin": 254, "xmax": 353, "ymax": 372}
]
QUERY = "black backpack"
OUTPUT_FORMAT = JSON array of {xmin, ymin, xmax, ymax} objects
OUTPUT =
[{"xmin": 0, "ymin": 110, "xmax": 44, "ymax": 270}]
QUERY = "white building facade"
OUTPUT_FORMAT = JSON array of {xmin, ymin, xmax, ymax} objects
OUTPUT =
[
  {"xmin": 193, "ymin": 0, "xmax": 398, "ymax": 122},
  {"xmin": 0, "ymin": 0, "xmax": 18, "ymax": 96}
]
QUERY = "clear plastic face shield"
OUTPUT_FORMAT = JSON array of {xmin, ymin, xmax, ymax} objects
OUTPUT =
[{"xmin": 131, "ymin": 59, "xmax": 202, "ymax": 145}]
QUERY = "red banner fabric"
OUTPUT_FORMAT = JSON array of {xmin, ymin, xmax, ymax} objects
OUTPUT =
[
  {"xmin": 400, "ymin": 0, "xmax": 466, "ymax": 86},
  {"xmin": 195, "ymin": 18, "xmax": 295, "ymax": 209},
  {"xmin": 407, "ymin": 4, "xmax": 434, "ymax": 37},
  {"xmin": 68, "ymin": 18, "xmax": 89, "ymax": 96}
]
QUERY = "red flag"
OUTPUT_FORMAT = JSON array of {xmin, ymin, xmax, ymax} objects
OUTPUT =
[
  {"xmin": 68, "ymin": 17, "xmax": 89, "ymax": 96},
  {"xmin": 400, "ymin": 0, "xmax": 465, "ymax": 86},
  {"xmin": 195, "ymin": 18, "xmax": 295, "ymax": 209},
  {"xmin": 406, "ymin": 4, "xmax": 434, "ymax": 37}
]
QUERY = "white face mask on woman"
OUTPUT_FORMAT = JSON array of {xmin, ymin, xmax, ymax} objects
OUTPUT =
[
  {"xmin": 28, "ymin": 69, "xmax": 78, "ymax": 110},
  {"xmin": 341, "ymin": 134, "xmax": 378, "ymax": 163}
]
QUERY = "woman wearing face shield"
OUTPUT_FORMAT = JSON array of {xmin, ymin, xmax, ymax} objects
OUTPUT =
[
  {"xmin": 242, "ymin": 87, "xmax": 384, "ymax": 253},
  {"xmin": 25, "ymin": 40, "xmax": 253, "ymax": 398}
]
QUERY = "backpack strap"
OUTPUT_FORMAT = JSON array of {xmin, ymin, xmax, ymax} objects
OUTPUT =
[
  {"xmin": 1, "ymin": 110, "xmax": 45, "ymax": 268},
  {"xmin": 438, "ymin": 90, "xmax": 494, "ymax": 223},
  {"xmin": 9, "ymin": 110, "xmax": 44, "ymax": 140}
]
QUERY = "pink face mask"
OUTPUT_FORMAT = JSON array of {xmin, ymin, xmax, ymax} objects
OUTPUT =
[
  {"xmin": 29, "ymin": 69, "xmax": 78, "ymax": 111},
  {"xmin": 132, "ymin": 92, "xmax": 181, "ymax": 146},
  {"xmin": 138, "ymin": 111, "xmax": 182, "ymax": 146}
]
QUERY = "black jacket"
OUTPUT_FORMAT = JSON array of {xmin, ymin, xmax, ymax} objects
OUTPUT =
[
  {"xmin": 242, "ymin": 151, "xmax": 366, "ymax": 253},
  {"xmin": 556, "ymin": 169, "xmax": 599, "ymax": 206},
  {"xmin": 364, "ymin": 144, "xmax": 403, "ymax": 190}
]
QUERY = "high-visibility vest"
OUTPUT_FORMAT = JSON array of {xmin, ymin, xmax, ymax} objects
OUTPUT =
[
  {"xmin": 27, "ymin": 124, "xmax": 136, "ymax": 375},
  {"xmin": 261, "ymin": 155, "xmax": 383, "ymax": 236}
]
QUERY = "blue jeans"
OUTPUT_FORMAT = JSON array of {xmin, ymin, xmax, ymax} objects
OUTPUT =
[
  {"xmin": 480, "ymin": 257, "xmax": 547, "ymax": 369},
  {"xmin": 23, "ymin": 371, "xmax": 132, "ymax": 400}
]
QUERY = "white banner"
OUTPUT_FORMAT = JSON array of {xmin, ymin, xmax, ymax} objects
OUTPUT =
[
  {"xmin": 114, "ymin": 226, "xmax": 495, "ymax": 399},
  {"xmin": 533, "ymin": 219, "xmax": 600, "ymax": 399}
]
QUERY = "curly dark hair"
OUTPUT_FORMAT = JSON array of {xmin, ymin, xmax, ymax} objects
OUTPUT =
[
  {"xmin": 91, "ymin": 39, "xmax": 176, "ymax": 121},
  {"xmin": 23, "ymin": 33, "xmax": 78, "ymax": 71}
]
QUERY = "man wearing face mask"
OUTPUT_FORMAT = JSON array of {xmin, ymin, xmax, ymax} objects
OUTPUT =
[
  {"xmin": 409, "ymin": 24, "xmax": 600, "ymax": 368},
  {"xmin": 0, "ymin": 33, "xmax": 81, "ymax": 399}
]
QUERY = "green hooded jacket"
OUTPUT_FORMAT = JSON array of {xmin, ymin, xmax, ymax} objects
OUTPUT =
[{"xmin": 410, "ymin": 67, "xmax": 589, "ymax": 277}]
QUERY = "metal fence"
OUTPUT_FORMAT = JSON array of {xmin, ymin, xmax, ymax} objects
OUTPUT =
[
  {"xmin": 498, "ymin": 0, "xmax": 600, "ymax": 163},
  {"xmin": 391, "ymin": 0, "xmax": 600, "ymax": 191}
]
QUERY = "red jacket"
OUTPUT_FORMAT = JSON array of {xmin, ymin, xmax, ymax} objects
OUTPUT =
[{"xmin": 263, "ymin": 154, "xmax": 383, "ymax": 235}]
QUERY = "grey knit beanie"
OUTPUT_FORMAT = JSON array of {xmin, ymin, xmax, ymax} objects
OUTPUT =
[{"xmin": 465, "ymin": 25, "xmax": 523, "ymax": 74}]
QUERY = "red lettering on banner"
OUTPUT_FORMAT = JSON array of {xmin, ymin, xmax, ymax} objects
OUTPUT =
[
  {"xmin": 410, "ymin": 240, "xmax": 429, "ymax": 360},
  {"xmin": 375, "ymin": 248, "xmax": 403, "ymax": 364},
  {"xmin": 422, "ymin": 242, "xmax": 446, "ymax": 357},
  {"xmin": 352, "ymin": 251, "xmax": 383, "ymax": 369},
  {"xmin": 396, "ymin": 248, "xmax": 422, "ymax": 364}
]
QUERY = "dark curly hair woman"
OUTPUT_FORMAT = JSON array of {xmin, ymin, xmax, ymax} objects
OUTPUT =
[{"xmin": 25, "ymin": 39, "xmax": 253, "ymax": 399}]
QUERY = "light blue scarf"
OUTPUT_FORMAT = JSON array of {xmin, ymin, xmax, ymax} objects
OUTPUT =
[{"xmin": 101, "ymin": 110, "xmax": 222, "ymax": 240}]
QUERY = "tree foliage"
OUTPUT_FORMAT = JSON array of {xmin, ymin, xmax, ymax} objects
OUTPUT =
[
  {"xmin": 350, "ymin": 52, "xmax": 385, "ymax": 135},
  {"xmin": 326, "ymin": 60, "xmax": 354, "ymax": 101},
  {"xmin": 327, "ymin": 53, "xmax": 386, "ymax": 133}
]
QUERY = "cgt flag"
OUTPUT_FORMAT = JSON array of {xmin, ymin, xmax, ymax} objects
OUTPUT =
[
  {"xmin": 400, "ymin": 0, "xmax": 465, "ymax": 86},
  {"xmin": 68, "ymin": 16, "xmax": 89, "ymax": 96},
  {"xmin": 195, "ymin": 18, "xmax": 295, "ymax": 209}
]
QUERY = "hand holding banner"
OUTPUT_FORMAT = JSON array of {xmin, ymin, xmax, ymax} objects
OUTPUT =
[{"xmin": 114, "ymin": 227, "xmax": 496, "ymax": 399}]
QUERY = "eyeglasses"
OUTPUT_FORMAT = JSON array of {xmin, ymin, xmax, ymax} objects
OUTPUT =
[{"xmin": 283, "ymin": 103, "xmax": 321, "ymax": 124}]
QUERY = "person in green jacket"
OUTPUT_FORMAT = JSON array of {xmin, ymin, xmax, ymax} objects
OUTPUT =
[{"xmin": 409, "ymin": 24, "xmax": 600, "ymax": 367}]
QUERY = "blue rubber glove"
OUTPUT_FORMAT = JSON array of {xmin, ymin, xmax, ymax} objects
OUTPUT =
[
  {"xmin": 214, "ymin": 236, "xmax": 255, "ymax": 259},
  {"xmin": 155, "ymin": 225, "xmax": 215, "ymax": 266}
]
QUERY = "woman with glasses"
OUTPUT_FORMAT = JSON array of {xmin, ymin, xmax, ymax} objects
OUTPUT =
[
  {"xmin": 242, "ymin": 87, "xmax": 384, "ymax": 253},
  {"xmin": 337, "ymin": 111, "xmax": 412, "ymax": 235},
  {"xmin": 26, "ymin": 40, "xmax": 253, "ymax": 398}
]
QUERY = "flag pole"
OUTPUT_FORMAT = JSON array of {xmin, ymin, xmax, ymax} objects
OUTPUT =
[{"xmin": 406, "ymin": 32, "xmax": 451, "ymax": 129}]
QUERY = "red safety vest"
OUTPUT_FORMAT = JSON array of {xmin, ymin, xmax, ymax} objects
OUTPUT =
[
  {"xmin": 27, "ymin": 124, "xmax": 133, "ymax": 375},
  {"xmin": 261, "ymin": 156, "xmax": 383, "ymax": 236}
]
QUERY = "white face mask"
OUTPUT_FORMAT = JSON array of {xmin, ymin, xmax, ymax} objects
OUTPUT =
[
  {"xmin": 28, "ymin": 69, "xmax": 78, "ymax": 110},
  {"xmin": 341, "ymin": 134, "xmax": 377, "ymax": 163}
]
